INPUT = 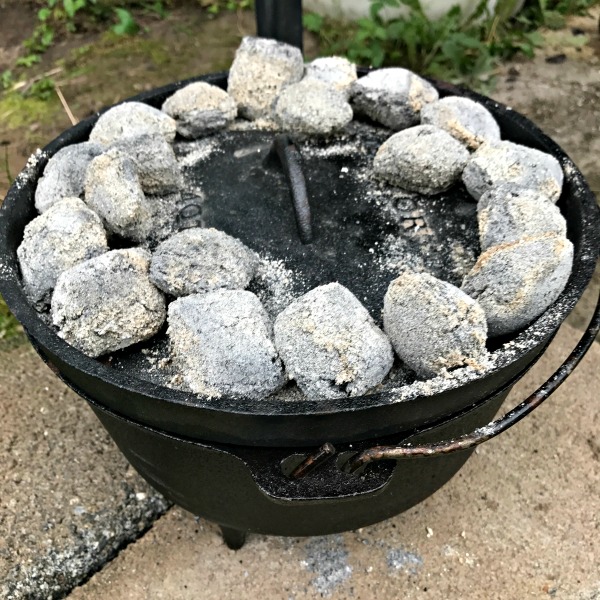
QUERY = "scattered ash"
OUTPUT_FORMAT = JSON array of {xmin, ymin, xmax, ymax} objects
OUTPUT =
[
  {"xmin": 387, "ymin": 547, "xmax": 424, "ymax": 575},
  {"xmin": 227, "ymin": 117, "xmax": 280, "ymax": 132},
  {"xmin": 11, "ymin": 148, "xmax": 46, "ymax": 191},
  {"xmin": 302, "ymin": 535, "xmax": 353, "ymax": 597},
  {"xmin": 247, "ymin": 255, "xmax": 304, "ymax": 320},
  {"xmin": 175, "ymin": 138, "xmax": 223, "ymax": 168}
]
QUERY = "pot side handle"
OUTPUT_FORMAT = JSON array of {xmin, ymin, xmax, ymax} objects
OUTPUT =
[{"xmin": 346, "ymin": 286, "xmax": 600, "ymax": 473}]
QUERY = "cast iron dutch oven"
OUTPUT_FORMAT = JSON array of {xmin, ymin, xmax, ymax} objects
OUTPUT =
[{"xmin": 0, "ymin": 2, "xmax": 598, "ymax": 548}]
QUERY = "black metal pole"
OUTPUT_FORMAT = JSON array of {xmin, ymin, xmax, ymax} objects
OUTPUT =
[{"xmin": 255, "ymin": 0, "xmax": 304, "ymax": 53}]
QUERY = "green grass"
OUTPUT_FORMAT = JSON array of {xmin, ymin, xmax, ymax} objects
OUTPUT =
[{"xmin": 304, "ymin": 0, "xmax": 600, "ymax": 91}]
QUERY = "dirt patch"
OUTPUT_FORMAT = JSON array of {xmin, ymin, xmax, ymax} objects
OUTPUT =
[{"xmin": 0, "ymin": 1, "xmax": 38, "ymax": 71}]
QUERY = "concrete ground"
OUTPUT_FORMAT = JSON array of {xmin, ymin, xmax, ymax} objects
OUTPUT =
[{"xmin": 1, "ymin": 8, "xmax": 599, "ymax": 600}]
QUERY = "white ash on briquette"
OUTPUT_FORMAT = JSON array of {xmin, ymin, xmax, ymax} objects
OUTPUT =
[
  {"xmin": 462, "ymin": 140, "xmax": 564, "ymax": 202},
  {"xmin": 227, "ymin": 36, "xmax": 304, "ymax": 120},
  {"xmin": 349, "ymin": 67, "xmax": 439, "ymax": 131},
  {"xmin": 34, "ymin": 142, "xmax": 103, "ymax": 213},
  {"xmin": 84, "ymin": 148, "xmax": 148, "ymax": 241},
  {"xmin": 84, "ymin": 148, "xmax": 186, "ymax": 245},
  {"xmin": 109, "ymin": 134, "xmax": 183, "ymax": 195},
  {"xmin": 303, "ymin": 56, "xmax": 358, "ymax": 98},
  {"xmin": 274, "ymin": 79, "xmax": 353, "ymax": 136},
  {"xmin": 461, "ymin": 233, "xmax": 574, "ymax": 337},
  {"xmin": 161, "ymin": 81, "xmax": 238, "ymax": 139},
  {"xmin": 17, "ymin": 197, "xmax": 109, "ymax": 309},
  {"xmin": 420, "ymin": 96, "xmax": 501, "ymax": 150},
  {"xmin": 51, "ymin": 249, "xmax": 166, "ymax": 358},
  {"xmin": 477, "ymin": 183, "xmax": 567, "ymax": 251},
  {"xmin": 167, "ymin": 290, "xmax": 285, "ymax": 399},
  {"xmin": 89, "ymin": 101, "xmax": 177, "ymax": 146},
  {"xmin": 273, "ymin": 283, "xmax": 394, "ymax": 400},
  {"xmin": 149, "ymin": 228, "xmax": 259, "ymax": 297},
  {"xmin": 373, "ymin": 125, "xmax": 469, "ymax": 195},
  {"xmin": 16, "ymin": 35, "xmax": 576, "ymax": 403},
  {"xmin": 383, "ymin": 272, "xmax": 488, "ymax": 378}
]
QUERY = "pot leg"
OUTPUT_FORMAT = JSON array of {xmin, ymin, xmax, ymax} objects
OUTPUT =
[{"xmin": 219, "ymin": 525, "xmax": 247, "ymax": 550}]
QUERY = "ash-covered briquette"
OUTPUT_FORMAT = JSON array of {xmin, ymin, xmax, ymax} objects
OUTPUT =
[
  {"xmin": 227, "ymin": 36, "xmax": 304, "ymax": 120},
  {"xmin": 17, "ymin": 197, "xmax": 109, "ymax": 309},
  {"xmin": 461, "ymin": 233, "xmax": 574, "ymax": 337},
  {"xmin": 51, "ymin": 248, "xmax": 166, "ymax": 357},
  {"xmin": 110, "ymin": 134, "xmax": 183, "ymax": 195},
  {"xmin": 84, "ymin": 148, "xmax": 149, "ymax": 241},
  {"xmin": 462, "ymin": 140, "xmax": 564, "ymax": 202},
  {"xmin": 383, "ymin": 272, "xmax": 488, "ymax": 378},
  {"xmin": 373, "ymin": 125, "xmax": 469, "ymax": 195},
  {"xmin": 149, "ymin": 227, "xmax": 259, "ymax": 297},
  {"xmin": 273, "ymin": 283, "xmax": 394, "ymax": 400},
  {"xmin": 34, "ymin": 142, "xmax": 103, "ymax": 213},
  {"xmin": 303, "ymin": 56, "xmax": 358, "ymax": 97},
  {"xmin": 161, "ymin": 81, "xmax": 237, "ymax": 138},
  {"xmin": 274, "ymin": 79, "xmax": 353, "ymax": 135},
  {"xmin": 142, "ymin": 191, "xmax": 195, "ymax": 245},
  {"xmin": 89, "ymin": 101, "xmax": 177, "ymax": 146},
  {"xmin": 167, "ymin": 290, "xmax": 285, "ymax": 399},
  {"xmin": 420, "ymin": 96, "xmax": 501, "ymax": 150},
  {"xmin": 477, "ymin": 183, "xmax": 567, "ymax": 251},
  {"xmin": 349, "ymin": 68, "xmax": 439, "ymax": 131}
]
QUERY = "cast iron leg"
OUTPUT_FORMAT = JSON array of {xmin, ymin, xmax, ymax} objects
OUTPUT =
[{"xmin": 219, "ymin": 525, "xmax": 247, "ymax": 550}]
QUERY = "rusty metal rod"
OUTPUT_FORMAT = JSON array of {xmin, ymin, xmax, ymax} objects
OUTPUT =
[
  {"xmin": 268, "ymin": 134, "xmax": 313, "ymax": 244},
  {"xmin": 346, "ymin": 285, "xmax": 600, "ymax": 473},
  {"xmin": 290, "ymin": 442, "xmax": 336, "ymax": 479}
]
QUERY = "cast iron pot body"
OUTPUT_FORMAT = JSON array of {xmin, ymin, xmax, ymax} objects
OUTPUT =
[{"xmin": 0, "ymin": 73, "xmax": 598, "ymax": 537}]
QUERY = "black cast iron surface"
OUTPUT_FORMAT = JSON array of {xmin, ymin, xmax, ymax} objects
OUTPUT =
[
  {"xmin": 0, "ymin": 73, "xmax": 598, "ymax": 447},
  {"xmin": 88, "ymin": 383, "xmax": 511, "ymax": 536}
]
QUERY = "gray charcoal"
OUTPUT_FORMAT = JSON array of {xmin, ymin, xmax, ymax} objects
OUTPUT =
[
  {"xmin": 383, "ymin": 272, "xmax": 488, "ymax": 378},
  {"xmin": 110, "ymin": 134, "xmax": 183, "ymax": 195},
  {"xmin": 461, "ymin": 233, "xmax": 573, "ymax": 336},
  {"xmin": 143, "ymin": 191, "xmax": 192, "ymax": 245},
  {"xmin": 304, "ymin": 56, "xmax": 357, "ymax": 97},
  {"xmin": 51, "ymin": 248, "xmax": 166, "ymax": 357},
  {"xmin": 373, "ymin": 125, "xmax": 469, "ymax": 195},
  {"xmin": 34, "ymin": 142, "xmax": 103, "ymax": 213},
  {"xmin": 84, "ymin": 148, "xmax": 149, "ymax": 242},
  {"xmin": 273, "ymin": 283, "xmax": 393, "ymax": 400},
  {"xmin": 227, "ymin": 36, "xmax": 304, "ymax": 120},
  {"xmin": 167, "ymin": 290, "xmax": 285, "ymax": 399},
  {"xmin": 17, "ymin": 197, "xmax": 108, "ymax": 309},
  {"xmin": 274, "ymin": 79, "xmax": 353, "ymax": 135},
  {"xmin": 162, "ymin": 81, "xmax": 237, "ymax": 138},
  {"xmin": 462, "ymin": 140, "xmax": 564, "ymax": 202},
  {"xmin": 420, "ymin": 96, "xmax": 501, "ymax": 150},
  {"xmin": 89, "ymin": 102, "xmax": 177, "ymax": 146},
  {"xmin": 350, "ymin": 68, "xmax": 438, "ymax": 130},
  {"xmin": 478, "ymin": 183, "xmax": 567, "ymax": 251},
  {"xmin": 150, "ymin": 227, "xmax": 259, "ymax": 297}
]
